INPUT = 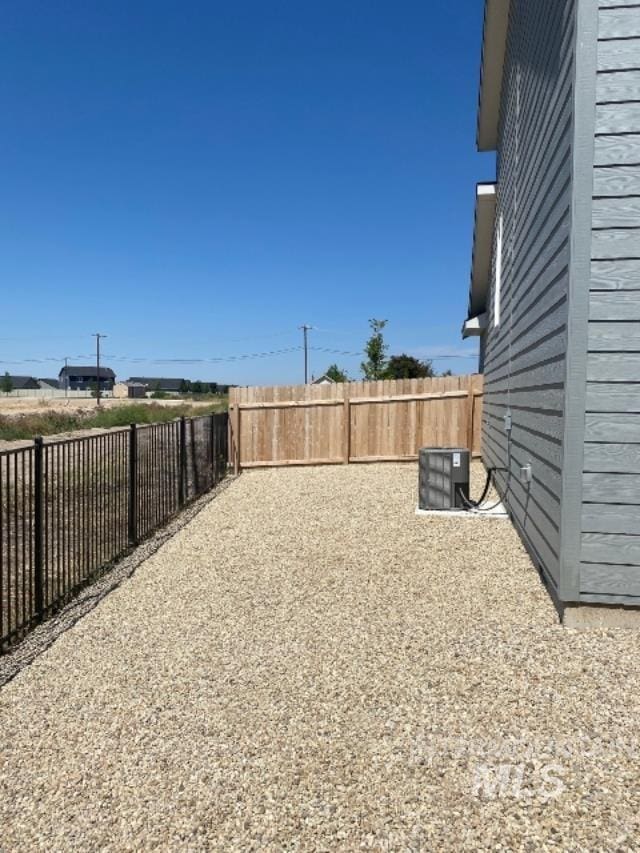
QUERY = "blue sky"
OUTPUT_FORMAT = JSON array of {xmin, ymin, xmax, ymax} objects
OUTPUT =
[{"xmin": 1, "ymin": 0, "xmax": 494, "ymax": 385}]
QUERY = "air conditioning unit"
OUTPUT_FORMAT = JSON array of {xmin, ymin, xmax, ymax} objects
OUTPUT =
[{"xmin": 418, "ymin": 448, "xmax": 470, "ymax": 511}]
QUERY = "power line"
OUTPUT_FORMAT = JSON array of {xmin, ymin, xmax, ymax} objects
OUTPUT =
[
  {"xmin": 0, "ymin": 342, "xmax": 478, "ymax": 368},
  {"xmin": 310, "ymin": 346, "xmax": 477, "ymax": 361},
  {"xmin": 0, "ymin": 346, "xmax": 305, "ymax": 367}
]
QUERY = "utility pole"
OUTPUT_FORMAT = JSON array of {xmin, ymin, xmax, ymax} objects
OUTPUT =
[
  {"xmin": 299, "ymin": 324, "xmax": 313, "ymax": 384},
  {"xmin": 92, "ymin": 333, "xmax": 107, "ymax": 406},
  {"xmin": 64, "ymin": 356, "xmax": 69, "ymax": 398}
]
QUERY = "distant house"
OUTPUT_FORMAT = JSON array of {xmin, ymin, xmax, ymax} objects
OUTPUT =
[
  {"xmin": 126, "ymin": 377, "xmax": 231, "ymax": 395},
  {"xmin": 127, "ymin": 377, "xmax": 187, "ymax": 394},
  {"xmin": 59, "ymin": 365, "xmax": 115, "ymax": 392},
  {"xmin": 3, "ymin": 375, "xmax": 40, "ymax": 391},
  {"xmin": 38, "ymin": 378, "xmax": 60, "ymax": 390},
  {"xmin": 126, "ymin": 382, "xmax": 147, "ymax": 399},
  {"xmin": 311, "ymin": 374, "xmax": 336, "ymax": 386}
]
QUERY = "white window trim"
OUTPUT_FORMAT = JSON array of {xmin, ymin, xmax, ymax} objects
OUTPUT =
[{"xmin": 494, "ymin": 213, "xmax": 503, "ymax": 328}]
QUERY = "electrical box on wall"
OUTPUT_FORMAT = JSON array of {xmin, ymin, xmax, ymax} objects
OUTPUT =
[{"xmin": 418, "ymin": 448, "xmax": 470, "ymax": 511}]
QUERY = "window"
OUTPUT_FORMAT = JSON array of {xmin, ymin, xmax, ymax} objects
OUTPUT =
[{"xmin": 494, "ymin": 213, "xmax": 503, "ymax": 328}]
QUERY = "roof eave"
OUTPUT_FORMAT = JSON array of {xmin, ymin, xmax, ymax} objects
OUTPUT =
[
  {"xmin": 462, "ymin": 312, "xmax": 488, "ymax": 339},
  {"xmin": 465, "ymin": 182, "xmax": 497, "ymax": 330},
  {"xmin": 476, "ymin": 0, "xmax": 510, "ymax": 152}
]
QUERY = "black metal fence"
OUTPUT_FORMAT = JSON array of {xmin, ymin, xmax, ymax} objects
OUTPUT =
[{"xmin": 0, "ymin": 412, "xmax": 228, "ymax": 652}]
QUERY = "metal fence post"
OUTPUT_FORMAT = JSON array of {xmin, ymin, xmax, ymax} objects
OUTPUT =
[
  {"xmin": 214, "ymin": 412, "xmax": 218, "ymax": 486},
  {"xmin": 178, "ymin": 416, "xmax": 186, "ymax": 507},
  {"xmin": 33, "ymin": 436, "xmax": 44, "ymax": 622},
  {"xmin": 128, "ymin": 423, "xmax": 138, "ymax": 545}
]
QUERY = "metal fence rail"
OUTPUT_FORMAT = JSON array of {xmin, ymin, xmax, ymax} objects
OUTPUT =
[{"xmin": 0, "ymin": 412, "xmax": 228, "ymax": 651}]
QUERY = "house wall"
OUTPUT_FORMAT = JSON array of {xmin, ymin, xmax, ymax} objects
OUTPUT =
[
  {"xmin": 481, "ymin": 0, "xmax": 577, "ymax": 592},
  {"xmin": 580, "ymin": 2, "xmax": 640, "ymax": 603}
]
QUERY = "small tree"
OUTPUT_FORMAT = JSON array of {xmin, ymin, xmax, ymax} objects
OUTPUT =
[
  {"xmin": 385, "ymin": 353, "xmax": 434, "ymax": 380},
  {"xmin": 361, "ymin": 319, "xmax": 388, "ymax": 380},
  {"xmin": 179, "ymin": 379, "xmax": 191, "ymax": 394},
  {"xmin": 440, "ymin": 369, "xmax": 453, "ymax": 377},
  {"xmin": 325, "ymin": 364, "xmax": 348, "ymax": 383},
  {"xmin": 1, "ymin": 372, "xmax": 13, "ymax": 394},
  {"xmin": 192, "ymin": 380, "xmax": 203, "ymax": 394}
]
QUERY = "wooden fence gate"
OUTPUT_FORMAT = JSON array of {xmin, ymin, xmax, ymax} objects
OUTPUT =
[{"xmin": 228, "ymin": 375, "xmax": 483, "ymax": 472}]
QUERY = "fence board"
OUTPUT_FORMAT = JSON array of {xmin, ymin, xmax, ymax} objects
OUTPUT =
[{"xmin": 229, "ymin": 376, "xmax": 483, "ymax": 469}]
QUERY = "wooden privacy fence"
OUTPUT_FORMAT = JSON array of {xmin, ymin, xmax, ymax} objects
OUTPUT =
[{"xmin": 229, "ymin": 375, "xmax": 483, "ymax": 471}]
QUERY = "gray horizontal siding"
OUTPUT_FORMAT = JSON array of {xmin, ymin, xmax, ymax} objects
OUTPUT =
[
  {"xmin": 598, "ymin": 38, "xmax": 640, "ymax": 72},
  {"xmin": 589, "ymin": 291, "xmax": 640, "ymax": 320},
  {"xmin": 594, "ymin": 135, "xmax": 640, "ymax": 166},
  {"xmin": 592, "ymin": 229, "xmax": 640, "ymax": 259},
  {"xmin": 591, "ymin": 259, "xmax": 640, "ymax": 289},
  {"xmin": 580, "ymin": 3, "xmax": 640, "ymax": 600},
  {"xmin": 580, "ymin": 563, "xmax": 640, "ymax": 598},
  {"xmin": 585, "ymin": 412, "xmax": 640, "ymax": 442},
  {"xmin": 583, "ymin": 532, "xmax": 640, "ymax": 564},
  {"xmin": 598, "ymin": 6, "xmax": 640, "ymax": 39},
  {"xmin": 588, "ymin": 351, "xmax": 640, "ymax": 380},
  {"xmin": 582, "ymin": 503, "xmax": 640, "ymax": 535},
  {"xmin": 482, "ymin": 0, "xmax": 575, "ymax": 591},
  {"xmin": 593, "ymin": 198, "xmax": 640, "ymax": 229},
  {"xmin": 599, "ymin": 0, "xmax": 640, "ymax": 8},
  {"xmin": 583, "ymin": 472, "xmax": 640, "ymax": 503},
  {"xmin": 596, "ymin": 103, "xmax": 640, "ymax": 134},
  {"xmin": 588, "ymin": 321, "xmax": 640, "ymax": 350},
  {"xmin": 593, "ymin": 166, "xmax": 640, "ymax": 197},
  {"xmin": 586, "ymin": 383, "xmax": 640, "ymax": 412},
  {"xmin": 584, "ymin": 442, "xmax": 640, "ymax": 472},
  {"xmin": 597, "ymin": 69, "xmax": 640, "ymax": 103}
]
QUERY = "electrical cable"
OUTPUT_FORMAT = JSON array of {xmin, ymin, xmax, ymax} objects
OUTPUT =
[
  {"xmin": 459, "ymin": 468, "xmax": 494, "ymax": 508},
  {"xmin": 456, "ymin": 465, "xmax": 510, "ymax": 514}
]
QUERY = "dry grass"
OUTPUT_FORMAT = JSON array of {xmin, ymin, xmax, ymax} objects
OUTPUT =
[
  {"xmin": 0, "ymin": 462, "xmax": 639, "ymax": 849},
  {"xmin": 0, "ymin": 400, "xmax": 227, "ymax": 443},
  {"xmin": 0, "ymin": 396, "xmax": 224, "ymax": 416}
]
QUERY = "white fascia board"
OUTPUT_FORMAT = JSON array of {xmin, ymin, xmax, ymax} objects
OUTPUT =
[
  {"xmin": 466, "ymin": 182, "xmax": 496, "ymax": 327},
  {"xmin": 476, "ymin": 0, "xmax": 510, "ymax": 152}
]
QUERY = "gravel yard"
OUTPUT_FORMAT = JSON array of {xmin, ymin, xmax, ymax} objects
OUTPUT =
[{"xmin": 0, "ymin": 462, "xmax": 639, "ymax": 850}]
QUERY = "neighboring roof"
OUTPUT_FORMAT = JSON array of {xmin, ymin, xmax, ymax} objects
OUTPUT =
[
  {"xmin": 38, "ymin": 378, "xmax": 60, "ymax": 389},
  {"xmin": 467, "ymin": 182, "xmax": 497, "ymax": 323},
  {"xmin": 128, "ymin": 377, "xmax": 186, "ymax": 391},
  {"xmin": 59, "ymin": 365, "xmax": 116, "ymax": 379},
  {"xmin": 477, "ymin": 0, "xmax": 510, "ymax": 151},
  {"xmin": 311, "ymin": 374, "xmax": 336, "ymax": 385},
  {"xmin": 3, "ymin": 375, "xmax": 40, "ymax": 390}
]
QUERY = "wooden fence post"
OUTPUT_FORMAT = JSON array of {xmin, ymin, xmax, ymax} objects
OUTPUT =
[
  {"xmin": 232, "ymin": 404, "xmax": 241, "ymax": 475},
  {"xmin": 343, "ymin": 389, "xmax": 351, "ymax": 464},
  {"xmin": 466, "ymin": 388, "xmax": 475, "ymax": 453}
]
